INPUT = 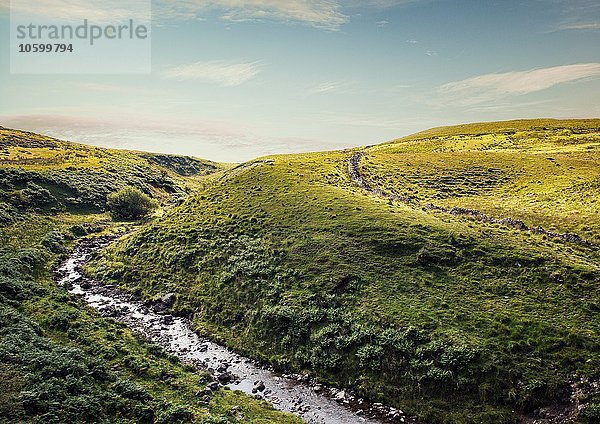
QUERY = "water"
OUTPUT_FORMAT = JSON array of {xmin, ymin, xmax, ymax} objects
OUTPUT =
[{"xmin": 55, "ymin": 237, "xmax": 408, "ymax": 424}]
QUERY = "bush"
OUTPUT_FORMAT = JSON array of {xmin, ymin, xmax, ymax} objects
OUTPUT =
[
  {"xmin": 20, "ymin": 182, "xmax": 56, "ymax": 208},
  {"xmin": 157, "ymin": 406, "xmax": 193, "ymax": 424},
  {"xmin": 40, "ymin": 231, "xmax": 67, "ymax": 253},
  {"xmin": 0, "ymin": 203, "xmax": 17, "ymax": 224},
  {"xmin": 582, "ymin": 403, "xmax": 600, "ymax": 423},
  {"xmin": 107, "ymin": 187, "xmax": 158, "ymax": 220}
]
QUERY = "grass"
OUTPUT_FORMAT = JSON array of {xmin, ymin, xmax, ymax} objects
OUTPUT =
[
  {"xmin": 2, "ymin": 120, "xmax": 599, "ymax": 423},
  {"xmin": 0, "ymin": 127, "xmax": 225, "ymax": 214},
  {"xmin": 364, "ymin": 119, "xmax": 600, "ymax": 243},
  {"xmin": 88, "ymin": 119, "xmax": 600, "ymax": 423},
  {"xmin": 0, "ymin": 128, "xmax": 297, "ymax": 424}
]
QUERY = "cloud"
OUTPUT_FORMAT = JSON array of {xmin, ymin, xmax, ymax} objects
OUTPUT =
[
  {"xmin": 550, "ymin": 0, "xmax": 600, "ymax": 32},
  {"xmin": 2, "ymin": 0, "xmax": 150, "ymax": 23},
  {"xmin": 162, "ymin": 61, "xmax": 262, "ymax": 86},
  {"xmin": 0, "ymin": 0, "xmax": 346, "ymax": 29},
  {"xmin": 0, "ymin": 113, "xmax": 261, "ymax": 159},
  {"xmin": 308, "ymin": 80, "xmax": 353, "ymax": 95},
  {"xmin": 376, "ymin": 20, "xmax": 389, "ymax": 27},
  {"xmin": 344, "ymin": 0, "xmax": 419, "ymax": 7},
  {"xmin": 1, "ymin": 0, "xmax": 422, "ymax": 30},
  {"xmin": 439, "ymin": 63, "xmax": 600, "ymax": 105},
  {"xmin": 558, "ymin": 22, "xmax": 600, "ymax": 30},
  {"xmin": 159, "ymin": 0, "xmax": 348, "ymax": 30},
  {"xmin": 0, "ymin": 113, "xmax": 339, "ymax": 162}
]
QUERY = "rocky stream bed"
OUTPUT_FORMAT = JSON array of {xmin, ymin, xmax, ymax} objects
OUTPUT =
[{"xmin": 55, "ymin": 236, "xmax": 415, "ymax": 424}]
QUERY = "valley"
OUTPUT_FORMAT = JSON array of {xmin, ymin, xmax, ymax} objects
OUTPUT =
[{"xmin": 1, "ymin": 119, "xmax": 599, "ymax": 423}]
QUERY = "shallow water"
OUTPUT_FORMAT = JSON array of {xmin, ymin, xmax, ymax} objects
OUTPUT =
[{"xmin": 56, "ymin": 237, "xmax": 408, "ymax": 424}]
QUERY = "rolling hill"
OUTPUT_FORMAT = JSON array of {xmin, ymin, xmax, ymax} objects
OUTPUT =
[
  {"xmin": 359, "ymin": 119, "xmax": 600, "ymax": 245},
  {"xmin": 0, "ymin": 128, "xmax": 298, "ymax": 423},
  {"xmin": 0, "ymin": 126, "xmax": 223, "ymax": 218},
  {"xmin": 88, "ymin": 119, "xmax": 600, "ymax": 423}
]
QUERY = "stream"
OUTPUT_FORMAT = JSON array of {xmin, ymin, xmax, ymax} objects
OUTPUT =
[{"xmin": 55, "ymin": 236, "xmax": 410, "ymax": 424}]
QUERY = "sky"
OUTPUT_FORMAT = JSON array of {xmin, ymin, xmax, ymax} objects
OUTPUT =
[{"xmin": 0, "ymin": 0, "xmax": 599, "ymax": 162}]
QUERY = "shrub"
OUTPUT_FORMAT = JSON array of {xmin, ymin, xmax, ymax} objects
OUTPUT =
[
  {"xmin": 106, "ymin": 187, "xmax": 158, "ymax": 220},
  {"xmin": 40, "ymin": 231, "xmax": 67, "ymax": 254},
  {"xmin": 0, "ymin": 203, "xmax": 16, "ymax": 224},
  {"xmin": 20, "ymin": 182, "xmax": 56, "ymax": 208},
  {"xmin": 157, "ymin": 406, "xmax": 193, "ymax": 424},
  {"xmin": 582, "ymin": 403, "xmax": 600, "ymax": 423},
  {"xmin": 112, "ymin": 380, "xmax": 151, "ymax": 401},
  {"xmin": 69, "ymin": 224, "xmax": 89, "ymax": 237}
]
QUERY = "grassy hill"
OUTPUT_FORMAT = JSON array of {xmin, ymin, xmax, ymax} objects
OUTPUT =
[
  {"xmin": 0, "ymin": 128, "xmax": 298, "ymax": 423},
  {"xmin": 88, "ymin": 119, "xmax": 600, "ymax": 423},
  {"xmin": 0, "ymin": 127, "xmax": 222, "ymax": 219},
  {"xmin": 362, "ymin": 119, "xmax": 600, "ymax": 244}
]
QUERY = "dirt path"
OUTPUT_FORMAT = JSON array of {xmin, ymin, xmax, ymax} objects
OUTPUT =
[{"xmin": 348, "ymin": 152, "xmax": 592, "ymax": 246}]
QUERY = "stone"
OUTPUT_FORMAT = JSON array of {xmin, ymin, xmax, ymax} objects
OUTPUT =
[
  {"xmin": 160, "ymin": 293, "xmax": 176, "ymax": 306},
  {"xmin": 217, "ymin": 372, "xmax": 233, "ymax": 384},
  {"xmin": 195, "ymin": 388, "xmax": 212, "ymax": 397},
  {"xmin": 334, "ymin": 390, "xmax": 346, "ymax": 402}
]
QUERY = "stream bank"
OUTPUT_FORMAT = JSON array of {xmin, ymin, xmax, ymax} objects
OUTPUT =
[{"xmin": 55, "ymin": 236, "xmax": 413, "ymax": 424}]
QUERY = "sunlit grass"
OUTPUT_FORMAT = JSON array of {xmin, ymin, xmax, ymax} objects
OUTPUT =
[{"xmin": 90, "ymin": 120, "xmax": 600, "ymax": 423}]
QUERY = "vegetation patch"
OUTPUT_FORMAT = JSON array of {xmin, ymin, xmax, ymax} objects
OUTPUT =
[{"xmin": 0, "ymin": 129, "xmax": 296, "ymax": 424}]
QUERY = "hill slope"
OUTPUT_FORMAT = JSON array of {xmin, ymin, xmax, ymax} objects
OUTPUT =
[
  {"xmin": 361, "ymin": 119, "xmax": 600, "ymax": 244},
  {"xmin": 0, "ymin": 127, "xmax": 223, "ymax": 219},
  {"xmin": 0, "ymin": 128, "xmax": 297, "ymax": 423},
  {"xmin": 89, "ymin": 119, "xmax": 600, "ymax": 423}
]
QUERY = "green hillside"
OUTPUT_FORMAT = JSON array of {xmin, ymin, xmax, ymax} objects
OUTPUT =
[
  {"xmin": 88, "ymin": 119, "xmax": 600, "ymax": 423},
  {"xmin": 363, "ymin": 119, "xmax": 600, "ymax": 244},
  {"xmin": 0, "ymin": 128, "xmax": 298, "ymax": 424},
  {"xmin": 0, "ymin": 127, "xmax": 222, "ymax": 218}
]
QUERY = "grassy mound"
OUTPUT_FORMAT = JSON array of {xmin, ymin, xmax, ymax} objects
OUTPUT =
[
  {"xmin": 362, "ymin": 119, "xmax": 600, "ymax": 244},
  {"xmin": 89, "ymin": 119, "xmax": 600, "ymax": 423},
  {"xmin": 0, "ymin": 127, "xmax": 223, "ymax": 216},
  {"xmin": 0, "ymin": 128, "xmax": 296, "ymax": 424}
]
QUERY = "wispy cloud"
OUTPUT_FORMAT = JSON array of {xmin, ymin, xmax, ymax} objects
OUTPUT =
[
  {"xmin": 376, "ymin": 20, "xmax": 389, "ymax": 28},
  {"xmin": 1, "ymin": 0, "xmax": 421, "ymax": 30},
  {"xmin": 550, "ymin": 0, "xmax": 600, "ymax": 32},
  {"xmin": 344, "ymin": 0, "xmax": 420, "ymax": 7},
  {"xmin": 159, "ymin": 0, "xmax": 348, "ymax": 30},
  {"xmin": 308, "ymin": 80, "xmax": 353, "ymax": 95},
  {"xmin": 0, "ymin": 0, "xmax": 347, "ymax": 29},
  {"xmin": 2, "ymin": 0, "xmax": 150, "ymax": 23},
  {"xmin": 162, "ymin": 61, "xmax": 262, "ymax": 86},
  {"xmin": 0, "ymin": 113, "xmax": 339, "ymax": 162},
  {"xmin": 0, "ymin": 113, "xmax": 263, "ymax": 159},
  {"xmin": 439, "ymin": 63, "xmax": 600, "ymax": 105},
  {"xmin": 558, "ymin": 22, "xmax": 600, "ymax": 30}
]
